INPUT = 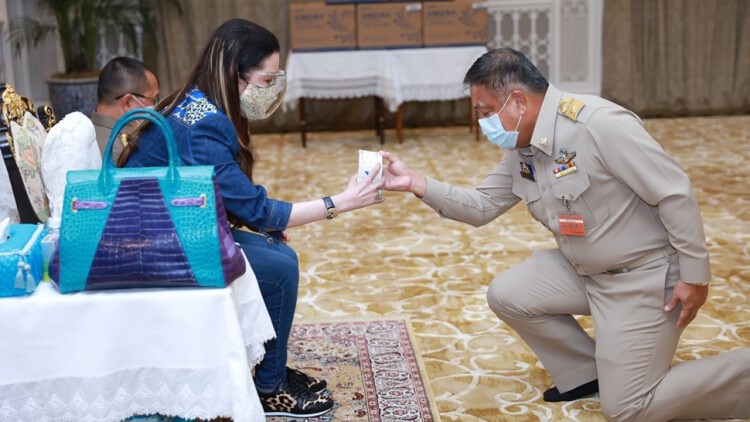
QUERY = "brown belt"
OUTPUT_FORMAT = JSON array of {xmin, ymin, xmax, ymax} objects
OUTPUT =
[{"xmin": 605, "ymin": 245, "xmax": 676, "ymax": 274}]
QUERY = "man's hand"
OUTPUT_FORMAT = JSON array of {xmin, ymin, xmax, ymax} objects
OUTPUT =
[
  {"xmin": 379, "ymin": 151, "xmax": 427, "ymax": 196},
  {"xmin": 664, "ymin": 281, "xmax": 708, "ymax": 329}
]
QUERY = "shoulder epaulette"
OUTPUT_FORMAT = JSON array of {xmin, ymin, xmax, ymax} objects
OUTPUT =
[{"xmin": 558, "ymin": 97, "xmax": 585, "ymax": 121}]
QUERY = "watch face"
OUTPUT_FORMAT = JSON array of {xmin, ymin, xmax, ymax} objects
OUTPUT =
[
  {"xmin": 325, "ymin": 208, "xmax": 339, "ymax": 219},
  {"xmin": 322, "ymin": 196, "xmax": 337, "ymax": 219}
]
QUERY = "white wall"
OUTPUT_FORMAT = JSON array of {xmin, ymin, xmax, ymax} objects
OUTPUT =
[{"xmin": 1, "ymin": 0, "xmax": 63, "ymax": 105}]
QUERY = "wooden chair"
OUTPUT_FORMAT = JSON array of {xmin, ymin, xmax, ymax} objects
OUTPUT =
[{"xmin": 0, "ymin": 82, "xmax": 57, "ymax": 224}]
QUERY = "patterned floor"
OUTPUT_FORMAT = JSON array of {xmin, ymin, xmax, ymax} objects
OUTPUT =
[
  {"xmin": 251, "ymin": 115, "xmax": 750, "ymax": 422},
  {"xmin": 270, "ymin": 318, "xmax": 438, "ymax": 422}
]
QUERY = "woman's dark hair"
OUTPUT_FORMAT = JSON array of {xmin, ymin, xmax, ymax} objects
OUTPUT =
[
  {"xmin": 119, "ymin": 18, "xmax": 280, "ymax": 185},
  {"xmin": 463, "ymin": 48, "xmax": 549, "ymax": 100}
]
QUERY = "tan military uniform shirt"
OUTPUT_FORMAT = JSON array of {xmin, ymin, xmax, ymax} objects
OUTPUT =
[
  {"xmin": 92, "ymin": 111, "xmax": 125, "ymax": 163},
  {"xmin": 421, "ymin": 83, "xmax": 710, "ymax": 284}
]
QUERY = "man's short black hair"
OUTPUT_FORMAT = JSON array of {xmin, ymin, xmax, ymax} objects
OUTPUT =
[
  {"xmin": 464, "ymin": 48, "xmax": 549, "ymax": 98},
  {"xmin": 97, "ymin": 57, "xmax": 156, "ymax": 104}
]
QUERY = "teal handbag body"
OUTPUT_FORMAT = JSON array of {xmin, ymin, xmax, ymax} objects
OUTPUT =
[{"xmin": 49, "ymin": 108, "xmax": 246, "ymax": 293}]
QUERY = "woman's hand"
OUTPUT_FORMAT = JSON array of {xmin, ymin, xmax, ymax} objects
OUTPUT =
[
  {"xmin": 332, "ymin": 163, "xmax": 386, "ymax": 212},
  {"xmin": 379, "ymin": 151, "xmax": 427, "ymax": 197},
  {"xmin": 287, "ymin": 164, "xmax": 384, "ymax": 228}
]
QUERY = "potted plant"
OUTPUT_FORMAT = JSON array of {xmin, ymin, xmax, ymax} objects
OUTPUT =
[{"xmin": 7, "ymin": 0, "xmax": 166, "ymax": 118}]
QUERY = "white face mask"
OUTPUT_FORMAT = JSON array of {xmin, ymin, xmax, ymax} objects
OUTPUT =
[
  {"xmin": 132, "ymin": 95, "xmax": 155, "ymax": 111},
  {"xmin": 239, "ymin": 70, "xmax": 287, "ymax": 121}
]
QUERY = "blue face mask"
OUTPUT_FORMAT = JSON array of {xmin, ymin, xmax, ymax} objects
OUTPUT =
[{"xmin": 478, "ymin": 94, "xmax": 523, "ymax": 149}]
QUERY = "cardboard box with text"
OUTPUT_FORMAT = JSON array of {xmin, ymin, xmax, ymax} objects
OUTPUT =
[
  {"xmin": 422, "ymin": 0, "xmax": 488, "ymax": 47},
  {"xmin": 356, "ymin": 3, "xmax": 423, "ymax": 49},
  {"xmin": 290, "ymin": 3, "xmax": 357, "ymax": 51}
]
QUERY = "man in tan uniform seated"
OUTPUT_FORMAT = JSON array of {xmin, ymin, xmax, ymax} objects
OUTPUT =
[
  {"xmin": 380, "ymin": 48, "xmax": 750, "ymax": 421},
  {"xmin": 92, "ymin": 57, "xmax": 160, "ymax": 163}
]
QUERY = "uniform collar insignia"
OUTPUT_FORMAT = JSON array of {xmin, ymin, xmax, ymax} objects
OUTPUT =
[{"xmin": 529, "ymin": 84, "xmax": 565, "ymax": 157}]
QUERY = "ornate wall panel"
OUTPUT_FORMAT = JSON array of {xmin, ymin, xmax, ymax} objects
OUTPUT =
[{"xmin": 487, "ymin": 0, "xmax": 602, "ymax": 95}]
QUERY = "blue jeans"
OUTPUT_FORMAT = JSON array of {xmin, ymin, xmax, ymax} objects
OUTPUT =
[{"xmin": 232, "ymin": 229, "xmax": 299, "ymax": 392}]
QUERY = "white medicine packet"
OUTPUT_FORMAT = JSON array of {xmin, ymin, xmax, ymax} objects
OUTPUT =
[{"xmin": 357, "ymin": 150, "xmax": 382, "ymax": 182}]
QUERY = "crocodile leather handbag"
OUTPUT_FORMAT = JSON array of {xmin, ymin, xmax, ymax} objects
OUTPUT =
[{"xmin": 49, "ymin": 108, "xmax": 245, "ymax": 293}]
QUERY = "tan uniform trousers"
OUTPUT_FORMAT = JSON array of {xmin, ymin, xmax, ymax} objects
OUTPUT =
[{"xmin": 487, "ymin": 248, "xmax": 750, "ymax": 422}]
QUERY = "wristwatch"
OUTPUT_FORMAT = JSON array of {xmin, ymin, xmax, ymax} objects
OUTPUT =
[{"xmin": 322, "ymin": 196, "xmax": 338, "ymax": 220}]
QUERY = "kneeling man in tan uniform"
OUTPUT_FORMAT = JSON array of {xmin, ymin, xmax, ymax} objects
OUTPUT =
[{"xmin": 380, "ymin": 47, "xmax": 750, "ymax": 422}]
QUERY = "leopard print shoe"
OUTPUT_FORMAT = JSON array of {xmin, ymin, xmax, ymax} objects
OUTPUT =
[
  {"xmin": 286, "ymin": 366, "xmax": 327, "ymax": 393},
  {"xmin": 259, "ymin": 377, "xmax": 334, "ymax": 417}
]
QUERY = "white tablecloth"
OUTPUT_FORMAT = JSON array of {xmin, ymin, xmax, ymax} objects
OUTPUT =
[
  {"xmin": 0, "ymin": 254, "xmax": 275, "ymax": 422},
  {"xmin": 284, "ymin": 46, "xmax": 488, "ymax": 113}
]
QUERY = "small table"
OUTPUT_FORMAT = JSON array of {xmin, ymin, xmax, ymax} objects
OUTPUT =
[
  {"xmin": 283, "ymin": 46, "xmax": 488, "ymax": 146},
  {"xmin": 0, "ymin": 255, "xmax": 275, "ymax": 422}
]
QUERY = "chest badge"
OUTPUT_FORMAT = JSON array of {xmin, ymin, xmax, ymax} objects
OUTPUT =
[
  {"xmin": 519, "ymin": 161, "xmax": 535, "ymax": 181},
  {"xmin": 555, "ymin": 148, "xmax": 576, "ymax": 164},
  {"xmin": 553, "ymin": 148, "xmax": 578, "ymax": 178}
]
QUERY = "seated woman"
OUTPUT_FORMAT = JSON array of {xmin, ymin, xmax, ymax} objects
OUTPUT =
[{"xmin": 119, "ymin": 18, "xmax": 386, "ymax": 418}]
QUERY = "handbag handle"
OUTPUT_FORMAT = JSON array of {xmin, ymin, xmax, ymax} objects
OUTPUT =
[{"xmin": 100, "ymin": 108, "xmax": 181, "ymax": 193}]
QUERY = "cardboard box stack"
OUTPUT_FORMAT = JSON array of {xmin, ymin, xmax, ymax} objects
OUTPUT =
[
  {"xmin": 289, "ymin": 1, "xmax": 488, "ymax": 50},
  {"xmin": 289, "ymin": 3, "xmax": 357, "ymax": 51},
  {"xmin": 326, "ymin": 0, "xmax": 389, "ymax": 3}
]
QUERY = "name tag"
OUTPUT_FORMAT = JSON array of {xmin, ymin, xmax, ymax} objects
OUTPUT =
[{"xmin": 559, "ymin": 213, "xmax": 585, "ymax": 237}]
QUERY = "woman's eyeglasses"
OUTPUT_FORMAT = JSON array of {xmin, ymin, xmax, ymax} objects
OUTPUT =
[{"xmin": 251, "ymin": 70, "xmax": 286, "ymax": 89}]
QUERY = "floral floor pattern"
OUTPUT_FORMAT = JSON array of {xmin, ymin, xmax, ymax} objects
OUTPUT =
[{"xmin": 268, "ymin": 318, "xmax": 438, "ymax": 422}]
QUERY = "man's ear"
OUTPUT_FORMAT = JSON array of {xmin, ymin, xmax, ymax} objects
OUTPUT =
[
  {"xmin": 511, "ymin": 91, "xmax": 528, "ymax": 116},
  {"xmin": 117, "ymin": 94, "xmax": 133, "ymax": 113}
]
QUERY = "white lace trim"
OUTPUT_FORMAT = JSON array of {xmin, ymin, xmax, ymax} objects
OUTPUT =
[
  {"xmin": 239, "ymin": 300, "xmax": 277, "ymax": 368},
  {"xmin": 0, "ymin": 368, "xmax": 233, "ymax": 422}
]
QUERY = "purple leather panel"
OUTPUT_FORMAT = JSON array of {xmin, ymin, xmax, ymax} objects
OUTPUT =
[
  {"xmin": 85, "ymin": 178, "xmax": 198, "ymax": 290},
  {"xmin": 214, "ymin": 178, "xmax": 246, "ymax": 285}
]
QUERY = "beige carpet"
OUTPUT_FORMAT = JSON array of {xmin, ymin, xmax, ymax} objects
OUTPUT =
[{"xmin": 251, "ymin": 115, "xmax": 750, "ymax": 422}]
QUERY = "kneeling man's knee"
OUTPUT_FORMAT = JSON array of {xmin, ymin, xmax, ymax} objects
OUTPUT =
[
  {"xmin": 599, "ymin": 391, "xmax": 640, "ymax": 422},
  {"xmin": 486, "ymin": 273, "xmax": 521, "ymax": 319}
]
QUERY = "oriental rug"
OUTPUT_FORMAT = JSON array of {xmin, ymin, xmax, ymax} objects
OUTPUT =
[{"xmin": 268, "ymin": 318, "xmax": 439, "ymax": 422}]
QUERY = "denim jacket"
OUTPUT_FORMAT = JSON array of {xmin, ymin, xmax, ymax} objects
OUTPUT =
[{"xmin": 125, "ymin": 88, "xmax": 292, "ymax": 232}]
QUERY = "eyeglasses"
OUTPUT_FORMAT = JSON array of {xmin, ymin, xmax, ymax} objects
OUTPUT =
[
  {"xmin": 249, "ymin": 70, "xmax": 286, "ymax": 89},
  {"xmin": 115, "ymin": 92, "xmax": 160, "ymax": 105}
]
